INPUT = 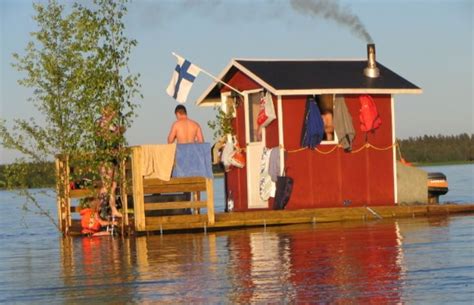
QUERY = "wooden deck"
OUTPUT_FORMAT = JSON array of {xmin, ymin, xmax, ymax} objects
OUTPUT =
[
  {"xmin": 64, "ymin": 203, "xmax": 474, "ymax": 235},
  {"xmin": 139, "ymin": 203, "xmax": 474, "ymax": 233}
]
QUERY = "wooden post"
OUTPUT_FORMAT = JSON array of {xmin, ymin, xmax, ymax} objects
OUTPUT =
[
  {"xmin": 65, "ymin": 155, "xmax": 71, "ymax": 234},
  {"xmin": 131, "ymin": 146, "xmax": 146, "ymax": 231},
  {"xmin": 55, "ymin": 154, "xmax": 72, "ymax": 235},
  {"xmin": 193, "ymin": 191, "xmax": 201, "ymax": 215},
  {"xmin": 205, "ymin": 178, "xmax": 215, "ymax": 225},
  {"xmin": 55, "ymin": 157, "xmax": 64, "ymax": 233},
  {"xmin": 120, "ymin": 158, "xmax": 129, "ymax": 228}
]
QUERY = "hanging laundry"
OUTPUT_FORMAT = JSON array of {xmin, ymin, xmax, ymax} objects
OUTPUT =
[
  {"xmin": 211, "ymin": 137, "xmax": 226, "ymax": 164},
  {"xmin": 268, "ymin": 147, "xmax": 281, "ymax": 183},
  {"xmin": 334, "ymin": 96, "xmax": 356, "ymax": 152},
  {"xmin": 221, "ymin": 138, "xmax": 235, "ymax": 172},
  {"xmin": 359, "ymin": 95, "xmax": 382, "ymax": 132},
  {"xmin": 301, "ymin": 96, "xmax": 325, "ymax": 149},
  {"xmin": 259, "ymin": 147, "xmax": 276, "ymax": 201},
  {"xmin": 172, "ymin": 143, "xmax": 213, "ymax": 179},
  {"xmin": 141, "ymin": 144, "xmax": 176, "ymax": 181},
  {"xmin": 257, "ymin": 91, "xmax": 277, "ymax": 128}
]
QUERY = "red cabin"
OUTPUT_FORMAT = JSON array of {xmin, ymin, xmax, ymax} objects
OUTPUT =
[{"xmin": 197, "ymin": 46, "xmax": 421, "ymax": 212}]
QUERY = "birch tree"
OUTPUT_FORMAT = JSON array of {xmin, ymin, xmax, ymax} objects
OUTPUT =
[{"xmin": 0, "ymin": 0, "xmax": 141, "ymax": 229}]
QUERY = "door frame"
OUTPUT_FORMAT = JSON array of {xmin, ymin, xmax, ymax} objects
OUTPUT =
[{"xmin": 244, "ymin": 89, "xmax": 267, "ymax": 209}]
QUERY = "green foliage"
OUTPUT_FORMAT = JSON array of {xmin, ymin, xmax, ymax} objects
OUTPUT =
[
  {"xmin": 398, "ymin": 133, "xmax": 474, "ymax": 163},
  {"xmin": 0, "ymin": 162, "xmax": 55, "ymax": 189},
  {"xmin": 0, "ymin": 0, "xmax": 141, "ymax": 229},
  {"xmin": 207, "ymin": 105, "xmax": 235, "ymax": 141}
]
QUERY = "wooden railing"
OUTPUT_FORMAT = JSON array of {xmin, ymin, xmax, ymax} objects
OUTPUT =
[
  {"xmin": 130, "ymin": 146, "xmax": 215, "ymax": 232},
  {"xmin": 56, "ymin": 146, "xmax": 215, "ymax": 234},
  {"xmin": 55, "ymin": 154, "xmax": 130, "ymax": 235}
]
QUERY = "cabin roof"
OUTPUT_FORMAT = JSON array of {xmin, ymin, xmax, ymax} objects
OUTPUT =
[{"xmin": 196, "ymin": 59, "xmax": 422, "ymax": 106}]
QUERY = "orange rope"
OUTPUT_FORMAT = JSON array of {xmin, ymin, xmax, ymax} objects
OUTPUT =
[
  {"xmin": 350, "ymin": 143, "xmax": 369, "ymax": 154},
  {"xmin": 284, "ymin": 142, "xmax": 398, "ymax": 154},
  {"xmin": 315, "ymin": 145, "xmax": 340, "ymax": 154},
  {"xmin": 367, "ymin": 142, "xmax": 397, "ymax": 151},
  {"xmin": 285, "ymin": 147, "xmax": 308, "ymax": 154}
]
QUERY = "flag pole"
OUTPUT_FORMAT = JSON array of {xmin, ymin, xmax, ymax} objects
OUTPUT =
[{"xmin": 172, "ymin": 52, "xmax": 244, "ymax": 96}]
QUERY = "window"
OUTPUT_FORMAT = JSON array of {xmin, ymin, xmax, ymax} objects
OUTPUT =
[
  {"xmin": 248, "ymin": 91, "xmax": 263, "ymax": 143},
  {"xmin": 220, "ymin": 92, "xmax": 237, "ymax": 117},
  {"xmin": 316, "ymin": 94, "xmax": 337, "ymax": 144}
]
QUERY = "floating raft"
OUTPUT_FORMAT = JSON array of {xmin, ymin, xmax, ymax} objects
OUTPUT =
[
  {"xmin": 136, "ymin": 204, "xmax": 474, "ymax": 233},
  {"xmin": 65, "ymin": 203, "xmax": 474, "ymax": 235},
  {"xmin": 57, "ymin": 149, "xmax": 474, "ymax": 236}
]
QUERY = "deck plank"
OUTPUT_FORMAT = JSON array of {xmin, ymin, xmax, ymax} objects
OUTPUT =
[
  {"xmin": 69, "ymin": 204, "xmax": 474, "ymax": 235},
  {"xmin": 142, "ymin": 177, "xmax": 207, "ymax": 194},
  {"xmin": 145, "ymin": 201, "xmax": 207, "ymax": 211}
]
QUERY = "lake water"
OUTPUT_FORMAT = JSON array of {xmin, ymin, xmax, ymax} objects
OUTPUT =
[
  {"xmin": 0, "ymin": 164, "xmax": 472, "ymax": 304},
  {"xmin": 421, "ymin": 164, "xmax": 474, "ymax": 204}
]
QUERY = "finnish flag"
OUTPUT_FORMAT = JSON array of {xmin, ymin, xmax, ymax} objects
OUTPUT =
[{"xmin": 166, "ymin": 55, "xmax": 201, "ymax": 103}]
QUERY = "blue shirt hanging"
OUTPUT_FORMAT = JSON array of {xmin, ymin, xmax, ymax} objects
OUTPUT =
[{"xmin": 301, "ymin": 96, "xmax": 325, "ymax": 149}]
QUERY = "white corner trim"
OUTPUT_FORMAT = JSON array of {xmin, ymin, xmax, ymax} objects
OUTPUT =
[
  {"xmin": 391, "ymin": 96, "xmax": 398, "ymax": 204},
  {"xmin": 277, "ymin": 95, "xmax": 285, "ymax": 176}
]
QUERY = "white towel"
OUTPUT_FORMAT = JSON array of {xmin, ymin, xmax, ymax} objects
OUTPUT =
[{"xmin": 141, "ymin": 144, "xmax": 176, "ymax": 181}]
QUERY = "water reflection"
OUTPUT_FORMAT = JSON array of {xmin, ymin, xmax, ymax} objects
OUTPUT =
[
  {"xmin": 224, "ymin": 222, "xmax": 403, "ymax": 304},
  {"xmin": 226, "ymin": 230, "xmax": 295, "ymax": 303},
  {"xmin": 60, "ymin": 236, "xmax": 137, "ymax": 303},
  {"xmin": 58, "ymin": 221, "xmax": 409, "ymax": 303}
]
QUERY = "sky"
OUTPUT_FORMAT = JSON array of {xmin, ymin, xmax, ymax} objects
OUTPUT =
[{"xmin": 0, "ymin": 0, "xmax": 472, "ymax": 164}]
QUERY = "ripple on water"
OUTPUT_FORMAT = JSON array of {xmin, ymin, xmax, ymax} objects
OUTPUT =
[{"xmin": 0, "ymin": 168, "xmax": 472, "ymax": 303}]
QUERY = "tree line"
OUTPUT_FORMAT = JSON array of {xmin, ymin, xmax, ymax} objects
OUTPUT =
[
  {"xmin": 398, "ymin": 133, "xmax": 473, "ymax": 164},
  {"xmin": 1, "ymin": 133, "xmax": 471, "ymax": 189},
  {"xmin": 0, "ymin": 162, "xmax": 55, "ymax": 189}
]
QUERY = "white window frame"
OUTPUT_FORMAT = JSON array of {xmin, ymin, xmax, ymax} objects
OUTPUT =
[
  {"xmin": 313, "ymin": 94, "xmax": 338, "ymax": 145},
  {"xmin": 220, "ymin": 91, "xmax": 237, "ymax": 118},
  {"xmin": 244, "ymin": 89, "xmax": 266, "ymax": 145}
]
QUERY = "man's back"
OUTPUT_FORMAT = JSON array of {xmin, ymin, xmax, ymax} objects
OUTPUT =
[{"xmin": 168, "ymin": 118, "xmax": 204, "ymax": 144}]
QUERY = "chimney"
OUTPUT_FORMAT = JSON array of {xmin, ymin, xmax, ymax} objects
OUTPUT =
[{"xmin": 364, "ymin": 43, "xmax": 380, "ymax": 78}]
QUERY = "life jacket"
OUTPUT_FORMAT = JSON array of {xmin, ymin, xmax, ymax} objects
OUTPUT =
[
  {"xmin": 80, "ymin": 208, "xmax": 101, "ymax": 235},
  {"xmin": 359, "ymin": 95, "xmax": 382, "ymax": 132}
]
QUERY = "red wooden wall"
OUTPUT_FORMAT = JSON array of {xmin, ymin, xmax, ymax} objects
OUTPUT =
[
  {"xmin": 283, "ymin": 94, "xmax": 395, "ymax": 208},
  {"xmin": 222, "ymin": 71, "xmax": 260, "ymax": 211},
  {"xmin": 222, "ymin": 69, "xmax": 395, "ymax": 210}
]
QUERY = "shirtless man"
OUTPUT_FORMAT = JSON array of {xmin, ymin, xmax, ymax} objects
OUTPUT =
[{"xmin": 167, "ymin": 105, "xmax": 204, "ymax": 144}]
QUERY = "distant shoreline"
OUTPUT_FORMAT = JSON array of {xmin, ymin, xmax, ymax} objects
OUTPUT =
[
  {"xmin": 414, "ymin": 160, "xmax": 474, "ymax": 167},
  {"xmin": 1, "ymin": 161, "xmax": 472, "ymax": 190}
]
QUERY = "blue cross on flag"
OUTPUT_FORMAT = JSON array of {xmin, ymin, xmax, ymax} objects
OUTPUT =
[{"xmin": 166, "ymin": 54, "xmax": 201, "ymax": 103}]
